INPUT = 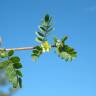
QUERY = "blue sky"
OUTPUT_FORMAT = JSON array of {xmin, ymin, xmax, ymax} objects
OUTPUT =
[{"xmin": 0, "ymin": 0, "xmax": 96, "ymax": 96}]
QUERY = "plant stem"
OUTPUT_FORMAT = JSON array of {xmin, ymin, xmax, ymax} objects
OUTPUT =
[
  {"xmin": 0, "ymin": 45, "xmax": 56, "ymax": 51},
  {"xmin": 0, "ymin": 47, "xmax": 35, "ymax": 51}
]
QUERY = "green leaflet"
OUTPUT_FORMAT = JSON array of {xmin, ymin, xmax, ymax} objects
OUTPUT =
[
  {"xmin": 0, "ymin": 50, "xmax": 8, "ymax": 58},
  {"xmin": 13, "ymin": 63, "xmax": 22, "ymax": 69},
  {"xmin": 35, "ymin": 32, "xmax": 45, "ymax": 38},
  {"xmin": 54, "ymin": 37, "xmax": 58, "ymax": 44},
  {"xmin": 39, "ymin": 26, "xmax": 47, "ymax": 32},
  {"xmin": 0, "ymin": 49, "xmax": 6, "ymax": 58},
  {"xmin": 45, "ymin": 14, "xmax": 50, "ymax": 22},
  {"xmin": 8, "ymin": 50, "xmax": 14, "ymax": 56},
  {"xmin": 16, "ymin": 70, "xmax": 23, "ymax": 77},
  {"xmin": 44, "ymin": 14, "xmax": 53, "ymax": 25},
  {"xmin": 18, "ymin": 77, "xmax": 22, "ymax": 88},
  {"xmin": 62, "ymin": 36, "xmax": 68, "ymax": 43},
  {"xmin": 10, "ymin": 56, "xmax": 20, "ymax": 63},
  {"xmin": 47, "ymin": 27, "xmax": 54, "ymax": 32},
  {"xmin": 35, "ymin": 37, "xmax": 44, "ymax": 43}
]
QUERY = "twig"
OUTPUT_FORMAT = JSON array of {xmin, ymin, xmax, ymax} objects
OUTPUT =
[
  {"xmin": 0, "ymin": 45, "xmax": 56, "ymax": 51},
  {"xmin": 0, "ymin": 47, "xmax": 35, "ymax": 51}
]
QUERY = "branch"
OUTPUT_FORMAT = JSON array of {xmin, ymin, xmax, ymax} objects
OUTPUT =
[
  {"xmin": 0, "ymin": 47, "xmax": 35, "ymax": 51},
  {"xmin": 0, "ymin": 45, "xmax": 56, "ymax": 51}
]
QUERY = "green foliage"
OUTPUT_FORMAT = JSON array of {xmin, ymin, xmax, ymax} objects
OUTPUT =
[
  {"xmin": 0, "ymin": 60, "xmax": 10, "ymax": 69},
  {"xmin": 8, "ymin": 50, "xmax": 14, "ymax": 56},
  {"xmin": 18, "ymin": 77, "xmax": 22, "ymax": 88},
  {"xmin": 0, "ymin": 49, "xmax": 22, "ymax": 88},
  {"xmin": 0, "ymin": 49, "xmax": 8, "ymax": 58},
  {"xmin": 16, "ymin": 70, "xmax": 23, "ymax": 77},
  {"xmin": 54, "ymin": 36, "xmax": 77, "ymax": 61},
  {"xmin": 10, "ymin": 56, "xmax": 20, "ymax": 63},
  {"xmin": 31, "ymin": 14, "xmax": 77, "ymax": 61},
  {"xmin": 32, "ymin": 46, "xmax": 43, "ymax": 60},
  {"xmin": 6, "ymin": 64, "xmax": 18, "ymax": 88},
  {"xmin": 13, "ymin": 63, "xmax": 22, "ymax": 69},
  {"xmin": 0, "ymin": 14, "xmax": 77, "ymax": 90},
  {"xmin": 35, "ymin": 14, "xmax": 53, "ymax": 43}
]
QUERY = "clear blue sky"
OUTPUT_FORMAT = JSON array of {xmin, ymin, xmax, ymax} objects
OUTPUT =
[{"xmin": 0, "ymin": 0, "xmax": 96, "ymax": 96}]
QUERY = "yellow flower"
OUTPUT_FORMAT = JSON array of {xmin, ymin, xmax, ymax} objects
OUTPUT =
[{"xmin": 41, "ymin": 41, "xmax": 51, "ymax": 52}]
